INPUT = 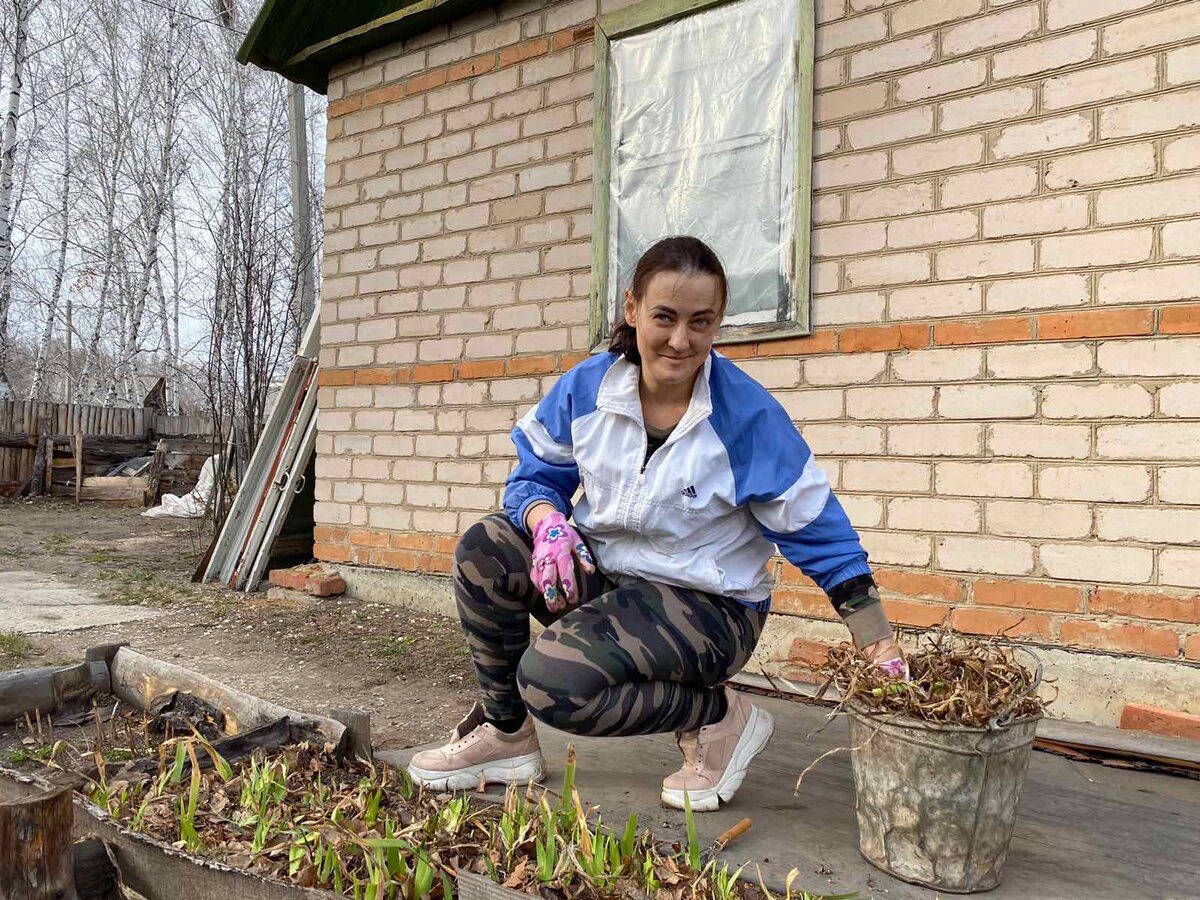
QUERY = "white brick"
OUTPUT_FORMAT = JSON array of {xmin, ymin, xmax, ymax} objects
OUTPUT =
[
  {"xmin": 812, "ymin": 291, "xmax": 887, "ymax": 326},
  {"xmin": 857, "ymin": 530, "xmax": 934, "ymax": 567},
  {"xmin": 1161, "ymin": 549, "xmax": 1200, "ymax": 588},
  {"xmin": 1101, "ymin": 87, "xmax": 1200, "ymax": 140},
  {"xmin": 816, "ymin": 12, "xmax": 888, "ymax": 54},
  {"xmin": 1045, "ymin": 143, "xmax": 1157, "ymax": 189},
  {"xmin": 801, "ymin": 424, "xmax": 885, "ymax": 455},
  {"xmin": 937, "ymin": 241, "xmax": 1034, "ymax": 279},
  {"xmin": 991, "ymin": 113, "xmax": 1093, "ymax": 160},
  {"xmin": 1163, "ymin": 221, "xmax": 1200, "ymax": 259},
  {"xmin": 849, "ymin": 35, "xmax": 936, "ymax": 80},
  {"xmin": 1099, "ymin": 264, "xmax": 1200, "ymax": 304},
  {"xmin": 937, "ymin": 536, "xmax": 1034, "ymax": 575},
  {"xmin": 890, "ymin": 283, "xmax": 983, "ymax": 319},
  {"xmin": 777, "ymin": 389, "xmax": 846, "ymax": 420},
  {"xmin": 841, "ymin": 495, "xmax": 884, "ymax": 528},
  {"xmin": 1047, "ymin": 0, "xmax": 1154, "ymax": 30},
  {"xmin": 1160, "ymin": 382, "xmax": 1200, "ymax": 417},
  {"xmin": 1167, "ymin": 44, "xmax": 1200, "ymax": 86},
  {"xmin": 1040, "ymin": 228, "xmax": 1154, "ymax": 269},
  {"xmin": 890, "ymin": 497, "xmax": 980, "ymax": 533},
  {"xmin": 1098, "ymin": 338, "xmax": 1200, "ymax": 376},
  {"xmin": 813, "ymin": 152, "xmax": 889, "ymax": 188},
  {"xmin": 893, "ymin": 135, "xmax": 984, "ymax": 176},
  {"xmin": 986, "ymin": 273, "xmax": 1090, "ymax": 313},
  {"xmin": 813, "ymin": 194, "xmax": 845, "ymax": 225},
  {"xmin": 896, "ymin": 58, "xmax": 987, "ymax": 103},
  {"xmin": 1098, "ymin": 508, "xmax": 1200, "ymax": 545},
  {"xmin": 987, "ymin": 500, "xmax": 1092, "ymax": 539},
  {"xmin": 1102, "ymin": 3, "xmax": 1200, "ymax": 56},
  {"xmin": 892, "ymin": 0, "xmax": 981, "ymax": 33},
  {"xmin": 941, "ymin": 165, "xmax": 1037, "ymax": 207},
  {"xmin": 736, "ymin": 359, "xmax": 801, "ymax": 389},
  {"xmin": 989, "ymin": 423, "xmax": 1092, "ymax": 459},
  {"xmin": 939, "ymin": 86, "xmax": 1035, "ymax": 131},
  {"xmin": 987, "ymin": 342, "xmax": 1093, "ymax": 378},
  {"xmin": 888, "ymin": 423, "xmax": 982, "ymax": 456},
  {"xmin": 812, "ymin": 223, "xmax": 887, "ymax": 258},
  {"xmin": 1040, "ymin": 465, "xmax": 1151, "ymax": 502},
  {"xmin": 888, "ymin": 212, "xmax": 979, "ymax": 250},
  {"xmin": 801, "ymin": 352, "xmax": 888, "ymax": 388},
  {"xmin": 1096, "ymin": 176, "xmax": 1200, "ymax": 225},
  {"xmin": 1041, "ymin": 543, "xmax": 1153, "ymax": 583},
  {"xmin": 983, "ymin": 195, "xmax": 1089, "ymax": 238},
  {"xmin": 1160, "ymin": 467, "xmax": 1200, "ymax": 505},
  {"xmin": 815, "ymin": 83, "xmax": 889, "ymax": 122},
  {"xmin": 845, "ymin": 252, "xmax": 932, "ymax": 287},
  {"xmin": 1045, "ymin": 56, "xmax": 1158, "ymax": 112},
  {"xmin": 944, "ymin": 6, "xmax": 1039, "ymax": 56},
  {"xmin": 892, "ymin": 347, "xmax": 984, "ymax": 382},
  {"xmin": 843, "ymin": 460, "xmax": 931, "ymax": 492},
  {"xmin": 846, "ymin": 107, "xmax": 934, "ymax": 149},
  {"xmin": 936, "ymin": 462, "xmax": 1033, "ymax": 497},
  {"xmin": 1042, "ymin": 383, "xmax": 1153, "ymax": 419},
  {"xmin": 846, "ymin": 386, "xmax": 936, "ymax": 420},
  {"xmin": 992, "ymin": 30, "xmax": 1097, "ymax": 80},
  {"xmin": 940, "ymin": 384, "xmax": 1036, "ymax": 419},
  {"xmin": 847, "ymin": 181, "xmax": 935, "ymax": 218},
  {"xmin": 1098, "ymin": 423, "xmax": 1200, "ymax": 458}
]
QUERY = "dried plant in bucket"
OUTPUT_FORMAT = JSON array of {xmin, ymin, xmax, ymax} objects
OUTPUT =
[
  {"xmin": 799, "ymin": 629, "xmax": 1052, "ymax": 894},
  {"xmin": 819, "ymin": 629, "xmax": 1048, "ymax": 729}
]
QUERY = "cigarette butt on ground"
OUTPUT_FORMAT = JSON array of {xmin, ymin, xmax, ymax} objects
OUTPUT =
[{"xmin": 713, "ymin": 817, "xmax": 752, "ymax": 851}]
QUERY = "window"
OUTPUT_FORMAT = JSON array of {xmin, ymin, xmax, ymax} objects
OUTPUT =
[{"xmin": 591, "ymin": 0, "xmax": 814, "ymax": 345}]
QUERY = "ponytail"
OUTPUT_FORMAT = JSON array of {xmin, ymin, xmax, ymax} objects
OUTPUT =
[{"xmin": 608, "ymin": 319, "xmax": 641, "ymax": 365}]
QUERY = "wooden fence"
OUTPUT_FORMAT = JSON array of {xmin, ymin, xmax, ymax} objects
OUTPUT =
[{"xmin": 0, "ymin": 400, "xmax": 219, "ymax": 489}]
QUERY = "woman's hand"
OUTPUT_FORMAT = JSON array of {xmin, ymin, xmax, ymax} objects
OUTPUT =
[{"xmin": 529, "ymin": 508, "xmax": 595, "ymax": 612}]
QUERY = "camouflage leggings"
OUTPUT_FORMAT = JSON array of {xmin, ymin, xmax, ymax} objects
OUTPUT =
[{"xmin": 454, "ymin": 513, "xmax": 768, "ymax": 737}]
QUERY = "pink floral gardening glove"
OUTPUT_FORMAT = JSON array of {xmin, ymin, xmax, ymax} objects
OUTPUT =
[{"xmin": 530, "ymin": 510, "xmax": 595, "ymax": 612}]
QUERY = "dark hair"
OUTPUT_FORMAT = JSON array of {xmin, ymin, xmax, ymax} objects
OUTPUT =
[{"xmin": 609, "ymin": 235, "xmax": 728, "ymax": 365}]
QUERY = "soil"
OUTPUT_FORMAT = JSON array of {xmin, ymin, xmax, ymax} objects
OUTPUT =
[{"xmin": 0, "ymin": 498, "xmax": 477, "ymax": 755}]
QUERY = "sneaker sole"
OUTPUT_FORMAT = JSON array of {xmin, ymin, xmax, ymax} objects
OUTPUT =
[
  {"xmin": 408, "ymin": 752, "xmax": 545, "ymax": 791},
  {"xmin": 660, "ymin": 705, "xmax": 775, "ymax": 812}
]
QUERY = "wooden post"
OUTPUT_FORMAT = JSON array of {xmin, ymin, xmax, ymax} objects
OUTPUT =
[
  {"xmin": 30, "ymin": 416, "xmax": 50, "ymax": 497},
  {"xmin": 74, "ymin": 433, "xmax": 83, "ymax": 504},
  {"xmin": 0, "ymin": 776, "xmax": 79, "ymax": 900},
  {"xmin": 144, "ymin": 438, "xmax": 167, "ymax": 507},
  {"xmin": 330, "ymin": 707, "xmax": 373, "ymax": 763}
]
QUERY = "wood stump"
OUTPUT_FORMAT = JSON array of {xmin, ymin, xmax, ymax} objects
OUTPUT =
[{"xmin": 0, "ymin": 776, "xmax": 78, "ymax": 900}]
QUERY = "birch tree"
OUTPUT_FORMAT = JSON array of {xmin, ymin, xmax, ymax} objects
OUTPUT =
[{"xmin": 0, "ymin": 0, "xmax": 43, "ymax": 380}]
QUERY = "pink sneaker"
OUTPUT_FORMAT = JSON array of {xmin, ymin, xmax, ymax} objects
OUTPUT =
[
  {"xmin": 661, "ymin": 687, "xmax": 774, "ymax": 812},
  {"xmin": 408, "ymin": 703, "xmax": 545, "ymax": 791}
]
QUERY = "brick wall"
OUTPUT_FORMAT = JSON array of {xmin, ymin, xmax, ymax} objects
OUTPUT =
[{"xmin": 315, "ymin": 0, "xmax": 1200, "ymax": 665}]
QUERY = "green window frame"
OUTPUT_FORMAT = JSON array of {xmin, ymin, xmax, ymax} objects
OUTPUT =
[{"xmin": 590, "ymin": 0, "xmax": 816, "ymax": 348}]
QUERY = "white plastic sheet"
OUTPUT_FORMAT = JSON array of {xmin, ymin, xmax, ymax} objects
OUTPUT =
[
  {"xmin": 141, "ymin": 454, "xmax": 219, "ymax": 519},
  {"xmin": 606, "ymin": 0, "xmax": 799, "ymax": 329}
]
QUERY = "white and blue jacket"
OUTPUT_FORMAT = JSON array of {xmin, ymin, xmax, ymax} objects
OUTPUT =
[{"xmin": 504, "ymin": 351, "xmax": 872, "ymax": 611}]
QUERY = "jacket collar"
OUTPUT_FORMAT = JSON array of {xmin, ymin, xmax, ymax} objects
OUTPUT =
[{"xmin": 597, "ymin": 352, "xmax": 714, "ymax": 431}]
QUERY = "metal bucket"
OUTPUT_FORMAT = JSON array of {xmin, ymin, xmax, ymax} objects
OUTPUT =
[{"xmin": 847, "ymin": 707, "xmax": 1041, "ymax": 893}]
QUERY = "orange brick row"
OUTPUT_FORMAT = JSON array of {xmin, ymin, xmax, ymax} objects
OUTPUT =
[
  {"xmin": 318, "ymin": 304, "xmax": 1198, "ymax": 389},
  {"xmin": 329, "ymin": 24, "xmax": 596, "ymax": 120}
]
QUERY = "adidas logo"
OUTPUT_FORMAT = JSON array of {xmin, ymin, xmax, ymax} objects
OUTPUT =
[{"xmin": 681, "ymin": 485, "xmax": 697, "ymax": 498}]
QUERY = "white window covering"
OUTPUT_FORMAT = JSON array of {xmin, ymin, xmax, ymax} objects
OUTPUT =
[{"xmin": 605, "ymin": 0, "xmax": 800, "ymax": 330}]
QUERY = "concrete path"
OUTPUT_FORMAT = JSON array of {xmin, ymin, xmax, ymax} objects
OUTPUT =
[
  {"xmin": 0, "ymin": 570, "xmax": 161, "ymax": 634},
  {"xmin": 385, "ymin": 691, "xmax": 1200, "ymax": 899}
]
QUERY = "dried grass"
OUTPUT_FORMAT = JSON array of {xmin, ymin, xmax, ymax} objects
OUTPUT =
[{"xmin": 819, "ymin": 630, "xmax": 1048, "ymax": 729}]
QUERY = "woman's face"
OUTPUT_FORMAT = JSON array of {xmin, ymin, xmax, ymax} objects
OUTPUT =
[{"xmin": 625, "ymin": 270, "xmax": 724, "ymax": 392}]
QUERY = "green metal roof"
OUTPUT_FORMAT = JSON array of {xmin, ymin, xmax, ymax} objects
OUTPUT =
[{"xmin": 238, "ymin": 0, "xmax": 491, "ymax": 93}]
